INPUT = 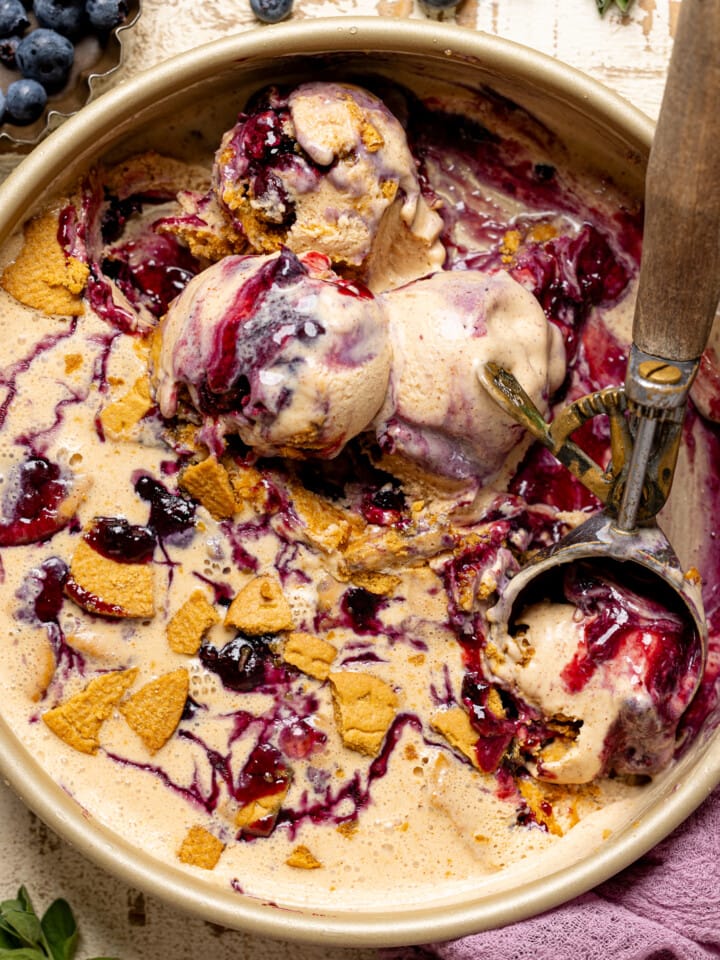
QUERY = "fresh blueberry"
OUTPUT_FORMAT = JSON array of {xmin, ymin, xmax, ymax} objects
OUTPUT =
[
  {"xmin": 0, "ymin": 88, "xmax": 5, "ymax": 122},
  {"xmin": 85, "ymin": 0, "xmax": 127, "ymax": 31},
  {"xmin": 33, "ymin": 0, "xmax": 86, "ymax": 37},
  {"xmin": 5, "ymin": 78, "xmax": 47, "ymax": 124},
  {"xmin": 249, "ymin": 0, "xmax": 293, "ymax": 24},
  {"xmin": 0, "ymin": 34, "xmax": 19, "ymax": 67},
  {"xmin": 0, "ymin": 0, "xmax": 29, "ymax": 37},
  {"xmin": 16, "ymin": 27, "xmax": 74, "ymax": 91}
]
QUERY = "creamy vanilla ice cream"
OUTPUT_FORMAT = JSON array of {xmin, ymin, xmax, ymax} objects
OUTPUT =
[
  {"xmin": 0, "ymin": 78, "xmax": 715, "ymax": 918},
  {"xmin": 155, "ymin": 248, "xmax": 391, "ymax": 457},
  {"xmin": 373, "ymin": 269, "xmax": 566, "ymax": 492}
]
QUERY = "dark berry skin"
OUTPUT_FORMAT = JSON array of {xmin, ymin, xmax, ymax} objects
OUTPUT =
[
  {"xmin": 0, "ymin": 0, "xmax": 29, "ymax": 38},
  {"xmin": 0, "ymin": 88, "xmax": 5, "ymax": 121},
  {"xmin": 249, "ymin": 0, "xmax": 293, "ymax": 24},
  {"xmin": 85, "ymin": 0, "xmax": 127, "ymax": 32},
  {"xmin": 33, "ymin": 0, "xmax": 85, "ymax": 38},
  {"xmin": 5, "ymin": 77, "xmax": 47, "ymax": 124},
  {"xmin": 200, "ymin": 633, "xmax": 275, "ymax": 691},
  {"xmin": 16, "ymin": 27, "xmax": 74, "ymax": 91},
  {"xmin": 0, "ymin": 34, "xmax": 19, "ymax": 68}
]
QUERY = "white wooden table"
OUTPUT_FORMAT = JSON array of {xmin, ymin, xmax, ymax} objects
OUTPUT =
[{"xmin": 0, "ymin": 1, "xmax": 676, "ymax": 956}]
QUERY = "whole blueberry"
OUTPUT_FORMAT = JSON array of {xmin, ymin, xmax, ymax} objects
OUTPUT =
[
  {"xmin": 16, "ymin": 27, "xmax": 74, "ymax": 91},
  {"xmin": 249, "ymin": 0, "xmax": 293, "ymax": 24},
  {"xmin": 5, "ymin": 78, "xmax": 47, "ymax": 124},
  {"xmin": 33, "ymin": 0, "xmax": 86, "ymax": 37},
  {"xmin": 85, "ymin": 0, "xmax": 127, "ymax": 32},
  {"xmin": 0, "ymin": 88, "xmax": 5, "ymax": 122},
  {"xmin": 0, "ymin": 0, "xmax": 29, "ymax": 37},
  {"xmin": 0, "ymin": 34, "xmax": 19, "ymax": 67}
]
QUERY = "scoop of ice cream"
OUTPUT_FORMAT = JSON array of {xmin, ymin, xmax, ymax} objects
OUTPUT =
[
  {"xmin": 155, "ymin": 249, "xmax": 391, "ymax": 457},
  {"xmin": 489, "ymin": 563, "xmax": 702, "ymax": 784},
  {"xmin": 373, "ymin": 269, "xmax": 566, "ymax": 491},
  {"xmin": 212, "ymin": 82, "xmax": 445, "ymax": 285}
]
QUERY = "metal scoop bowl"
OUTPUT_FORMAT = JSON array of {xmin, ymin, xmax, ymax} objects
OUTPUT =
[{"xmin": 478, "ymin": 0, "xmax": 720, "ymax": 738}]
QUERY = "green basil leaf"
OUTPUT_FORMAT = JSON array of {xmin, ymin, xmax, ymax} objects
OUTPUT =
[
  {"xmin": 614, "ymin": 0, "xmax": 632, "ymax": 10},
  {"xmin": 0, "ymin": 949, "xmax": 46, "ymax": 960},
  {"xmin": 15, "ymin": 890, "xmax": 34, "ymax": 917},
  {"xmin": 0, "ymin": 926, "xmax": 20, "ymax": 949},
  {"xmin": 596, "ymin": 0, "xmax": 613, "ymax": 13},
  {"xmin": 41, "ymin": 900, "xmax": 78, "ymax": 960},
  {"xmin": 0, "ymin": 908, "xmax": 43, "ymax": 948}
]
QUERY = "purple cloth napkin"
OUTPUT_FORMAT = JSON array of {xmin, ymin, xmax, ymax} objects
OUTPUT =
[{"xmin": 384, "ymin": 786, "xmax": 720, "ymax": 960}]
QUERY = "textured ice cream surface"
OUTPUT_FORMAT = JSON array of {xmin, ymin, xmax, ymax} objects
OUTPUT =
[
  {"xmin": 488, "ymin": 562, "xmax": 703, "ymax": 784},
  {"xmin": 155, "ymin": 247, "xmax": 391, "ymax": 457},
  {"xmin": 373, "ymin": 269, "xmax": 566, "ymax": 492},
  {"xmin": 210, "ymin": 81, "xmax": 445, "ymax": 283}
]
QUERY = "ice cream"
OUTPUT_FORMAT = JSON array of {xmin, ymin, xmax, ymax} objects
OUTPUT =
[
  {"xmin": 374, "ymin": 269, "xmax": 566, "ymax": 491},
  {"xmin": 167, "ymin": 81, "xmax": 445, "ymax": 290},
  {"xmin": 0, "ymin": 75, "xmax": 716, "ymax": 915},
  {"xmin": 155, "ymin": 247, "xmax": 391, "ymax": 457},
  {"xmin": 486, "ymin": 563, "xmax": 702, "ymax": 784}
]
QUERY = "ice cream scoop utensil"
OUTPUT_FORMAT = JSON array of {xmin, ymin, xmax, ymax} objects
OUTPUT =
[{"xmin": 481, "ymin": 0, "xmax": 720, "ymax": 670}]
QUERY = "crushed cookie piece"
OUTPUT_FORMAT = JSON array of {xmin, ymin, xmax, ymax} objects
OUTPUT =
[
  {"xmin": 518, "ymin": 779, "xmax": 564, "ymax": 837},
  {"xmin": 177, "ymin": 825, "xmax": 225, "ymax": 870},
  {"xmin": 1, "ymin": 210, "xmax": 89, "ymax": 316},
  {"xmin": 167, "ymin": 590, "xmax": 219, "ymax": 655},
  {"xmin": 226, "ymin": 461, "xmax": 268, "ymax": 511},
  {"xmin": 286, "ymin": 482, "xmax": 353, "ymax": 553},
  {"xmin": 120, "ymin": 668, "xmax": 189, "ymax": 754},
  {"xmin": 499, "ymin": 228, "xmax": 522, "ymax": 263},
  {"xmin": 286, "ymin": 845, "xmax": 323, "ymax": 869},
  {"xmin": 527, "ymin": 221, "xmax": 558, "ymax": 243},
  {"xmin": 180, "ymin": 456, "xmax": 237, "ymax": 520},
  {"xmin": 329, "ymin": 671, "xmax": 398, "ymax": 756},
  {"xmin": 350, "ymin": 571, "xmax": 401, "ymax": 595},
  {"xmin": 64, "ymin": 353, "xmax": 83, "ymax": 374},
  {"xmin": 336, "ymin": 820, "xmax": 358, "ymax": 838},
  {"xmin": 42, "ymin": 668, "xmax": 138, "ymax": 754},
  {"xmin": 66, "ymin": 539, "xmax": 155, "ymax": 619},
  {"xmin": 283, "ymin": 632, "xmax": 337, "ymax": 680},
  {"xmin": 430, "ymin": 707, "xmax": 481, "ymax": 769},
  {"xmin": 100, "ymin": 377, "xmax": 153, "ymax": 440},
  {"xmin": 235, "ymin": 784, "xmax": 290, "ymax": 834},
  {"xmin": 225, "ymin": 575, "xmax": 294, "ymax": 634}
]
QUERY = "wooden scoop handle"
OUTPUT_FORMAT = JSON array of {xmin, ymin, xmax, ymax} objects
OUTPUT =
[{"xmin": 633, "ymin": 0, "xmax": 720, "ymax": 363}]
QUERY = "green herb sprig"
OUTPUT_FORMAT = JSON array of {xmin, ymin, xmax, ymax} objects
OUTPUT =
[
  {"xmin": 0, "ymin": 887, "xmax": 117, "ymax": 960},
  {"xmin": 596, "ymin": 0, "xmax": 634, "ymax": 13}
]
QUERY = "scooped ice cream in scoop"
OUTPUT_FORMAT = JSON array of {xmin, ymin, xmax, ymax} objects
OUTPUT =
[{"xmin": 155, "ymin": 248, "xmax": 391, "ymax": 458}]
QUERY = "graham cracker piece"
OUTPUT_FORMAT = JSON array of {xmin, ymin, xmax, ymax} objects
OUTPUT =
[
  {"xmin": 517, "ymin": 779, "xmax": 564, "ymax": 837},
  {"xmin": 287, "ymin": 482, "xmax": 353, "ymax": 553},
  {"xmin": 119, "ymin": 667, "xmax": 189, "ymax": 754},
  {"xmin": 66, "ymin": 538, "xmax": 155, "ymax": 619},
  {"xmin": 329, "ymin": 671, "xmax": 398, "ymax": 756},
  {"xmin": 225, "ymin": 575, "xmax": 294, "ymax": 635},
  {"xmin": 225, "ymin": 461, "xmax": 268, "ymax": 512},
  {"xmin": 283, "ymin": 631, "xmax": 337, "ymax": 681},
  {"xmin": 179, "ymin": 456, "xmax": 238, "ymax": 520},
  {"xmin": 167, "ymin": 590, "xmax": 219, "ymax": 655},
  {"xmin": 286, "ymin": 845, "xmax": 323, "ymax": 869},
  {"xmin": 1, "ymin": 210, "xmax": 89, "ymax": 316},
  {"xmin": 235, "ymin": 781, "xmax": 290, "ymax": 835},
  {"xmin": 99, "ymin": 376, "xmax": 153, "ymax": 440},
  {"xmin": 42, "ymin": 668, "xmax": 139, "ymax": 754},
  {"xmin": 177, "ymin": 825, "xmax": 225, "ymax": 870},
  {"xmin": 430, "ymin": 707, "xmax": 481, "ymax": 770}
]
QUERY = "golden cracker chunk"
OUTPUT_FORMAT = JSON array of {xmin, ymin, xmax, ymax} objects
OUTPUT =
[
  {"xmin": 42, "ymin": 668, "xmax": 139, "ymax": 754},
  {"xmin": 167, "ymin": 590, "xmax": 219, "ymax": 655},
  {"xmin": 286, "ymin": 845, "xmax": 323, "ymax": 869},
  {"xmin": 66, "ymin": 538, "xmax": 155, "ymax": 619},
  {"xmin": 120, "ymin": 668, "xmax": 189, "ymax": 754},
  {"xmin": 283, "ymin": 632, "xmax": 337, "ymax": 681},
  {"xmin": 329, "ymin": 671, "xmax": 398, "ymax": 756},
  {"xmin": 225, "ymin": 575, "xmax": 294, "ymax": 635},
  {"xmin": 350, "ymin": 571, "xmax": 401, "ymax": 595},
  {"xmin": 235, "ymin": 782, "xmax": 290, "ymax": 833},
  {"xmin": 430, "ymin": 707, "xmax": 481, "ymax": 770},
  {"xmin": 177, "ymin": 825, "xmax": 225, "ymax": 870},
  {"xmin": 517, "ymin": 779, "xmax": 564, "ymax": 837},
  {"xmin": 179, "ymin": 456, "xmax": 237, "ymax": 520},
  {"xmin": 1, "ymin": 211, "xmax": 89, "ymax": 316},
  {"xmin": 226, "ymin": 461, "xmax": 268, "ymax": 512},
  {"xmin": 287, "ymin": 482, "xmax": 352, "ymax": 553},
  {"xmin": 99, "ymin": 376, "xmax": 153, "ymax": 440}
]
